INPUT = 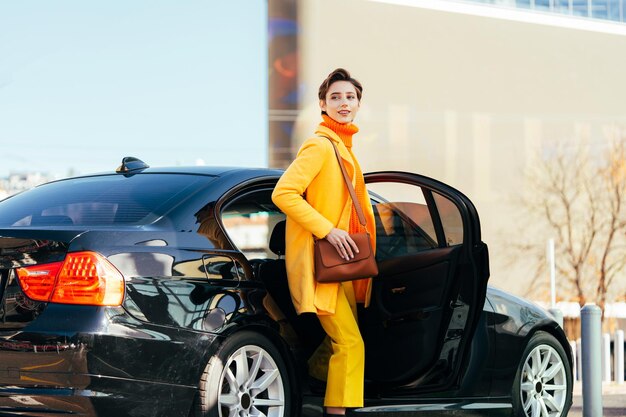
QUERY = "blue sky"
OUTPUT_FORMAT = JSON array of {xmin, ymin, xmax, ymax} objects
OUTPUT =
[{"xmin": 0, "ymin": 1, "xmax": 267, "ymax": 178}]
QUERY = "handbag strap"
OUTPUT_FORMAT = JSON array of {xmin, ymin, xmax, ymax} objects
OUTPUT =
[{"xmin": 320, "ymin": 136, "xmax": 367, "ymax": 227}]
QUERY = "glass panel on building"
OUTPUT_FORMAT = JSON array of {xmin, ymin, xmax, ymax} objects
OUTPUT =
[
  {"xmin": 463, "ymin": 0, "xmax": 626, "ymax": 22},
  {"xmin": 592, "ymin": 0, "xmax": 610, "ymax": 18}
]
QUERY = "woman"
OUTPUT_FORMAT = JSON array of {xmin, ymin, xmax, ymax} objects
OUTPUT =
[{"xmin": 272, "ymin": 68, "xmax": 376, "ymax": 416}]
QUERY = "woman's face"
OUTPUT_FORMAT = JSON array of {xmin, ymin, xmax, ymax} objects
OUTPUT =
[{"xmin": 320, "ymin": 80, "xmax": 360, "ymax": 124}]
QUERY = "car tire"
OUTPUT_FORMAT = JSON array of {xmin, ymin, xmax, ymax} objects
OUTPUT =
[
  {"xmin": 195, "ymin": 331, "xmax": 292, "ymax": 417},
  {"xmin": 511, "ymin": 331, "xmax": 573, "ymax": 417}
]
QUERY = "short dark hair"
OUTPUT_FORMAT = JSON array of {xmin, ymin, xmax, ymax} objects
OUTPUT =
[{"xmin": 318, "ymin": 68, "xmax": 363, "ymax": 101}]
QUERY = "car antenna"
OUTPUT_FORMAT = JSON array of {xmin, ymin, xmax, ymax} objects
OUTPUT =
[{"xmin": 116, "ymin": 156, "xmax": 149, "ymax": 173}]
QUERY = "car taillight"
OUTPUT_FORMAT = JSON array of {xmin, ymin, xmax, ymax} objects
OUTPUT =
[
  {"xmin": 16, "ymin": 251, "xmax": 124, "ymax": 306},
  {"xmin": 16, "ymin": 262, "xmax": 63, "ymax": 302}
]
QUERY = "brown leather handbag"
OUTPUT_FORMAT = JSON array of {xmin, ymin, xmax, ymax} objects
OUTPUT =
[{"xmin": 313, "ymin": 138, "xmax": 378, "ymax": 283}]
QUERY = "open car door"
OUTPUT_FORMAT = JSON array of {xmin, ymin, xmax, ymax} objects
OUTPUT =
[{"xmin": 361, "ymin": 171, "xmax": 489, "ymax": 393}]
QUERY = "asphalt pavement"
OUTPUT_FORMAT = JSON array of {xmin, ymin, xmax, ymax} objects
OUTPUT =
[{"xmin": 568, "ymin": 383, "xmax": 626, "ymax": 417}]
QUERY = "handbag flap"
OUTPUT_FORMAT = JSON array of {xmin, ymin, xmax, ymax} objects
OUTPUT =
[{"xmin": 316, "ymin": 232, "xmax": 373, "ymax": 268}]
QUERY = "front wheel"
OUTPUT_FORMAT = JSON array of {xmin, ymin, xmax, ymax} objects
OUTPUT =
[
  {"xmin": 512, "ymin": 331, "xmax": 573, "ymax": 417},
  {"xmin": 195, "ymin": 331, "xmax": 292, "ymax": 417}
]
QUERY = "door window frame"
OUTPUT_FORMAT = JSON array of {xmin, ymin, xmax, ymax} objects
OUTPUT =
[{"xmin": 365, "ymin": 172, "xmax": 478, "ymax": 252}]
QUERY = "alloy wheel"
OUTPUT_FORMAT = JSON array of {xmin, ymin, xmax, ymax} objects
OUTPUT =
[
  {"xmin": 519, "ymin": 343, "xmax": 568, "ymax": 417},
  {"xmin": 218, "ymin": 345, "xmax": 285, "ymax": 417}
]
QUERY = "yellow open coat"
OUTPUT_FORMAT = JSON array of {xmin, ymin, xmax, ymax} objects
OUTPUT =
[{"xmin": 271, "ymin": 125, "xmax": 376, "ymax": 315}]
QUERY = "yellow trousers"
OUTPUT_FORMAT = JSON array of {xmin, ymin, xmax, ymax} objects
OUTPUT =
[{"xmin": 314, "ymin": 281, "xmax": 364, "ymax": 408}]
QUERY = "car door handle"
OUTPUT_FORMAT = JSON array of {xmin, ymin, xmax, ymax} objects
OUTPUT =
[{"xmin": 391, "ymin": 287, "xmax": 406, "ymax": 294}]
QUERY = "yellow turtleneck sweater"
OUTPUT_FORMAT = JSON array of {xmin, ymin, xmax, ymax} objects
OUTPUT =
[{"xmin": 320, "ymin": 114, "xmax": 367, "ymax": 234}]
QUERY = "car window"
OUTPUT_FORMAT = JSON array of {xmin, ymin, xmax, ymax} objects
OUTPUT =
[
  {"xmin": 433, "ymin": 191, "xmax": 464, "ymax": 246},
  {"xmin": 220, "ymin": 189, "xmax": 286, "ymax": 259},
  {"xmin": 367, "ymin": 182, "xmax": 438, "ymax": 262},
  {"xmin": 0, "ymin": 174, "xmax": 214, "ymax": 227}
]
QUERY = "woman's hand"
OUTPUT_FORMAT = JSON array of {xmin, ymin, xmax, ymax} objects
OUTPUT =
[{"xmin": 324, "ymin": 228, "xmax": 360, "ymax": 260}]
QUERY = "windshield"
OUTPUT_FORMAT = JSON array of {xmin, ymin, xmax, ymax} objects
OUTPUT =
[{"xmin": 0, "ymin": 173, "xmax": 213, "ymax": 227}]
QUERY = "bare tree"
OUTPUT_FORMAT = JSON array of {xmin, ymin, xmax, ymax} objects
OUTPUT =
[
  {"xmin": 515, "ymin": 135, "xmax": 626, "ymax": 315},
  {"xmin": 594, "ymin": 139, "xmax": 626, "ymax": 313}
]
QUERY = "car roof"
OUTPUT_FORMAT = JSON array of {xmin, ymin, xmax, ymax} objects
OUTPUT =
[
  {"xmin": 130, "ymin": 166, "xmax": 284, "ymax": 177},
  {"xmin": 53, "ymin": 166, "xmax": 285, "ymax": 182}
]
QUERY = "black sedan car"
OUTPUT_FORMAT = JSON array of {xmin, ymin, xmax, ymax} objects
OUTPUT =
[{"xmin": 0, "ymin": 158, "xmax": 573, "ymax": 417}]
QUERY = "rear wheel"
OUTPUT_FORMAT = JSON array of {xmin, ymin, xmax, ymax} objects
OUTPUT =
[
  {"xmin": 512, "ymin": 331, "xmax": 572, "ymax": 417},
  {"xmin": 196, "ymin": 331, "xmax": 291, "ymax": 417}
]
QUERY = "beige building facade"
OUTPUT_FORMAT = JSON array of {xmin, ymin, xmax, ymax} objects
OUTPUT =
[{"xmin": 269, "ymin": 0, "xmax": 626, "ymax": 298}]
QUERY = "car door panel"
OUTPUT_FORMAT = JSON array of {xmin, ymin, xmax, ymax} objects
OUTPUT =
[
  {"xmin": 362, "ymin": 246, "xmax": 461, "ymax": 383},
  {"xmin": 376, "ymin": 245, "xmax": 458, "ymax": 278},
  {"xmin": 361, "ymin": 172, "xmax": 489, "ymax": 393},
  {"xmin": 375, "ymin": 246, "xmax": 460, "ymax": 320},
  {"xmin": 362, "ymin": 308, "xmax": 444, "ymax": 384}
]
